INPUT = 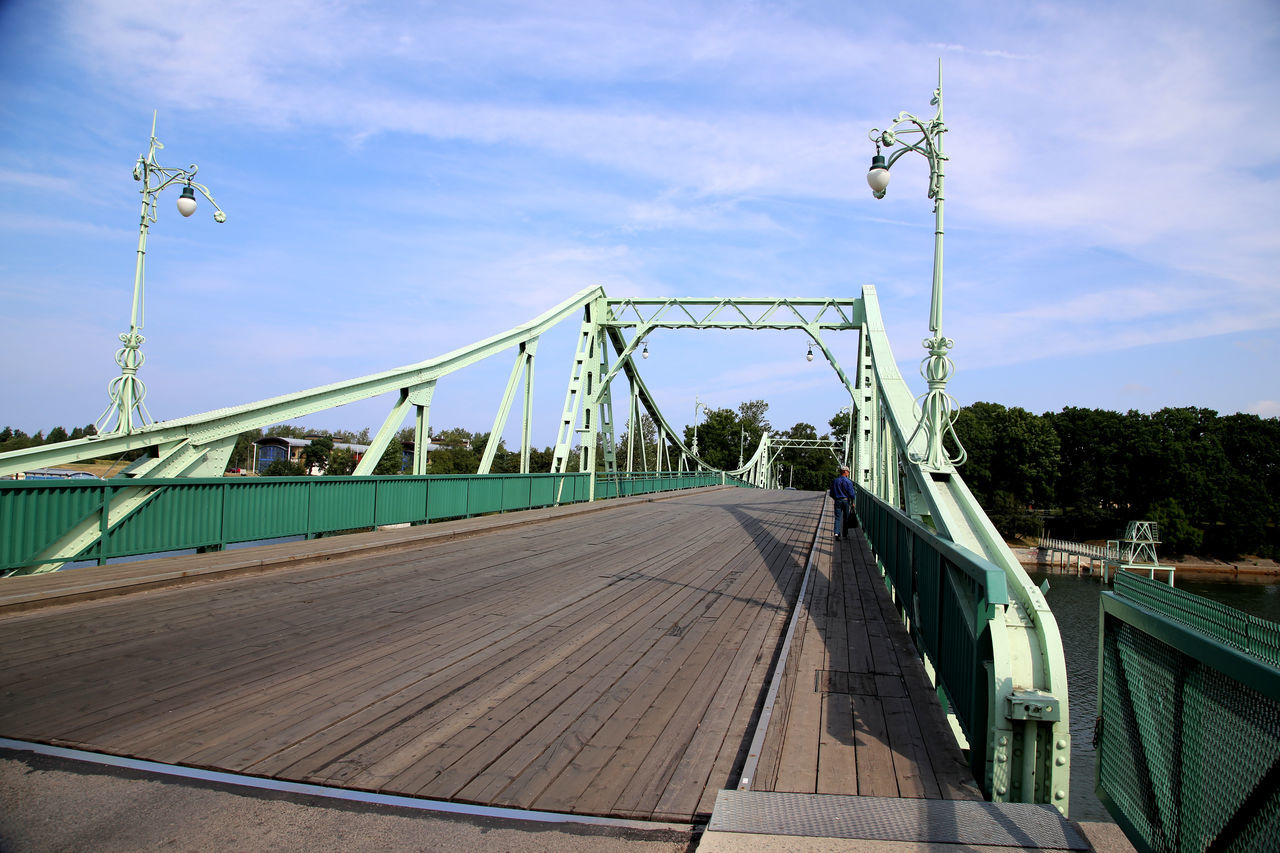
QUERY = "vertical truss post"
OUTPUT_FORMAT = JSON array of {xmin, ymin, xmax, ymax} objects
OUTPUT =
[
  {"xmin": 593, "ymin": 330, "xmax": 617, "ymax": 477},
  {"xmin": 551, "ymin": 306, "xmax": 597, "ymax": 476},
  {"xmin": 626, "ymin": 384, "xmax": 639, "ymax": 472},
  {"xmin": 551, "ymin": 295, "xmax": 608, "ymax": 500},
  {"xmin": 579, "ymin": 298, "xmax": 604, "ymax": 485},
  {"xmin": 520, "ymin": 340, "xmax": 537, "ymax": 473},
  {"xmin": 480, "ymin": 339, "xmax": 537, "ymax": 475},
  {"xmin": 410, "ymin": 381, "xmax": 437, "ymax": 476}
]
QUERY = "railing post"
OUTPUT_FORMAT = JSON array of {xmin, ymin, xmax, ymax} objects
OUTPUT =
[{"xmin": 97, "ymin": 483, "xmax": 113, "ymax": 566}]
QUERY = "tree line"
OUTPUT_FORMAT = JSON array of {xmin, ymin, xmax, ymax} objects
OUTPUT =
[
  {"xmin": 0, "ymin": 425, "xmax": 99, "ymax": 454},
  {"xmin": 950, "ymin": 403, "xmax": 1279, "ymax": 559},
  {"xmin": 7, "ymin": 402, "xmax": 1275, "ymax": 558}
]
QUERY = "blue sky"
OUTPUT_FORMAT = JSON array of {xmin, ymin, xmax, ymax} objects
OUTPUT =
[{"xmin": 1, "ymin": 0, "xmax": 1277, "ymax": 448}]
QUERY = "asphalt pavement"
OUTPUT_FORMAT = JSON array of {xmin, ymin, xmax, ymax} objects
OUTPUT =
[{"xmin": 0, "ymin": 747, "xmax": 694, "ymax": 853}]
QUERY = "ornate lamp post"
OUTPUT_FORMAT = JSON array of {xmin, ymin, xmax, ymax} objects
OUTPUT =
[
  {"xmin": 838, "ymin": 404, "xmax": 853, "ymax": 468},
  {"xmin": 691, "ymin": 396, "xmax": 709, "ymax": 462},
  {"xmin": 866, "ymin": 62, "xmax": 966, "ymax": 470},
  {"xmin": 95, "ymin": 112, "xmax": 226, "ymax": 435}
]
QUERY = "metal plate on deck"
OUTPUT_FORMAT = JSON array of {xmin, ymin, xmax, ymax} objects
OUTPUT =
[{"xmin": 708, "ymin": 790, "xmax": 1089, "ymax": 849}]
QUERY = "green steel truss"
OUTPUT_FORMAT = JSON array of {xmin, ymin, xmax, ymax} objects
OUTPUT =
[{"xmin": 0, "ymin": 285, "xmax": 1069, "ymax": 813}]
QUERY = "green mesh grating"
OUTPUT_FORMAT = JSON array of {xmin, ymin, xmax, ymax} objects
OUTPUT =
[
  {"xmin": 1099, "ymin": 614, "xmax": 1280, "ymax": 852},
  {"xmin": 1113, "ymin": 572, "xmax": 1280, "ymax": 667}
]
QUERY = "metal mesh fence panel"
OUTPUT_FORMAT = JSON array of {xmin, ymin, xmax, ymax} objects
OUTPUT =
[{"xmin": 1099, "ymin": 585, "xmax": 1280, "ymax": 853}]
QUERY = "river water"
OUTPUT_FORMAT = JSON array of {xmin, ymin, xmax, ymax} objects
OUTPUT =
[{"xmin": 1021, "ymin": 565, "xmax": 1280, "ymax": 823}]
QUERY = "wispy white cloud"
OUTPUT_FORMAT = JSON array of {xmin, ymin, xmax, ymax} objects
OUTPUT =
[
  {"xmin": 2, "ymin": 0, "xmax": 1277, "ymax": 434},
  {"xmin": 0, "ymin": 169, "xmax": 81, "ymax": 193},
  {"xmin": 1250, "ymin": 400, "xmax": 1280, "ymax": 418}
]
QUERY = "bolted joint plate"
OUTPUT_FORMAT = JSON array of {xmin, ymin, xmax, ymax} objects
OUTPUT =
[{"xmin": 1006, "ymin": 690, "xmax": 1062, "ymax": 721}]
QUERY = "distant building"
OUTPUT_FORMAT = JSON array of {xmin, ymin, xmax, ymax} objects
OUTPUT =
[
  {"xmin": 16, "ymin": 468, "xmax": 99, "ymax": 480},
  {"xmin": 250, "ymin": 436, "xmax": 443, "ymax": 474}
]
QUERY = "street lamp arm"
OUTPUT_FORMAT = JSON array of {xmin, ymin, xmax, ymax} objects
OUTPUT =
[
  {"xmin": 868, "ymin": 114, "xmax": 948, "ymax": 201},
  {"xmin": 188, "ymin": 179, "xmax": 227, "ymax": 222},
  {"xmin": 141, "ymin": 161, "xmax": 228, "ymax": 223}
]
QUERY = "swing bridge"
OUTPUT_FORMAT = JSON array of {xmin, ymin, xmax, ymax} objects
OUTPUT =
[{"xmin": 2, "ymin": 286, "xmax": 1277, "ymax": 851}]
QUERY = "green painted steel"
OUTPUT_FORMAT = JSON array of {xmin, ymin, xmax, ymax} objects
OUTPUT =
[
  {"xmin": 0, "ymin": 276, "xmax": 1070, "ymax": 814},
  {"xmin": 0, "ymin": 286, "xmax": 610, "ymax": 484},
  {"xmin": 857, "ymin": 282, "xmax": 1072, "ymax": 814},
  {"xmin": 856, "ymin": 486, "xmax": 1021, "ymax": 801},
  {"xmin": 98, "ymin": 112, "xmax": 228, "ymax": 437},
  {"xmin": 0, "ymin": 472, "xmax": 720, "ymax": 575},
  {"xmin": 1097, "ymin": 573, "xmax": 1280, "ymax": 852},
  {"xmin": 865, "ymin": 60, "xmax": 965, "ymax": 472}
]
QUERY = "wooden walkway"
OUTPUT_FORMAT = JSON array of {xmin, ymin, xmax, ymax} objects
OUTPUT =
[
  {"xmin": 0, "ymin": 488, "xmax": 814, "ymax": 822},
  {"xmin": 0, "ymin": 486, "xmax": 980, "ymax": 824},
  {"xmin": 750, "ymin": 521, "xmax": 981, "ymax": 801}
]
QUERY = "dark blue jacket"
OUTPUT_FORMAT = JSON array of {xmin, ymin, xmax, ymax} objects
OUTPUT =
[{"xmin": 830, "ymin": 474, "xmax": 856, "ymax": 501}]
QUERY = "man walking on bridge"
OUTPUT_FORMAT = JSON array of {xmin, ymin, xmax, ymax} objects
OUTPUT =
[{"xmin": 830, "ymin": 465, "xmax": 856, "ymax": 540}]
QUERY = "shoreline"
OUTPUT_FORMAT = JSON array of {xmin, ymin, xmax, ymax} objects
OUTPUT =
[{"xmin": 1008, "ymin": 547, "xmax": 1280, "ymax": 581}]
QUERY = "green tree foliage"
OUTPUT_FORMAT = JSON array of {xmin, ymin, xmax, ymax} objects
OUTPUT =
[
  {"xmin": 952, "ymin": 402, "xmax": 1058, "ymax": 512},
  {"xmin": 301, "ymin": 436, "xmax": 334, "ymax": 474},
  {"xmin": 677, "ymin": 400, "xmax": 772, "ymax": 472},
  {"xmin": 1041, "ymin": 407, "xmax": 1129, "ymax": 538},
  {"xmin": 956, "ymin": 403, "xmax": 1278, "ymax": 558},
  {"xmin": 683, "ymin": 407, "xmax": 742, "ymax": 471},
  {"xmin": 427, "ymin": 426, "xmax": 481, "ymax": 474},
  {"xmin": 0, "ymin": 424, "xmax": 96, "ymax": 454},
  {"xmin": 0, "ymin": 428, "xmax": 36, "ymax": 454},
  {"xmin": 1148, "ymin": 497, "xmax": 1204, "ymax": 555},
  {"xmin": 326, "ymin": 446, "xmax": 358, "ymax": 476},
  {"xmin": 774, "ymin": 421, "xmax": 839, "ymax": 491},
  {"xmin": 261, "ymin": 458, "xmax": 304, "ymax": 477},
  {"xmin": 617, "ymin": 414, "xmax": 659, "ymax": 471},
  {"xmin": 229, "ymin": 429, "xmax": 261, "ymax": 471},
  {"xmin": 374, "ymin": 436, "xmax": 406, "ymax": 475},
  {"xmin": 986, "ymin": 491, "xmax": 1042, "ymax": 540},
  {"xmin": 529, "ymin": 447, "xmax": 555, "ymax": 472},
  {"xmin": 738, "ymin": 399, "xmax": 771, "ymax": 435},
  {"xmin": 265, "ymin": 424, "xmax": 309, "ymax": 438}
]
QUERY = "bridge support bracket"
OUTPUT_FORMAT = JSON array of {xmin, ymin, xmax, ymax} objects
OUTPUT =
[{"xmin": 1005, "ymin": 690, "xmax": 1062, "ymax": 722}]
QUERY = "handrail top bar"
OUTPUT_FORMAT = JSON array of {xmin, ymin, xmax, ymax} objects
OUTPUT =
[
  {"xmin": 858, "ymin": 485, "xmax": 1009, "ymax": 606},
  {"xmin": 1101, "ymin": 590, "xmax": 1280, "ymax": 701},
  {"xmin": 0, "ymin": 470, "xmax": 707, "ymax": 490}
]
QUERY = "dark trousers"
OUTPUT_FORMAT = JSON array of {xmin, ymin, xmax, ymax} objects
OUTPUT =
[{"xmin": 834, "ymin": 497, "xmax": 851, "ymax": 536}]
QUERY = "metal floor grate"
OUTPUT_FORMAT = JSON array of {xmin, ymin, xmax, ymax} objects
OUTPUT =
[{"xmin": 708, "ymin": 790, "xmax": 1089, "ymax": 849}]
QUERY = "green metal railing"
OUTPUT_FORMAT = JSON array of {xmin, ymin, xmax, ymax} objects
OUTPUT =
[
  {"xmin": 595, "ymin": 470, "xmax": 745, "ymax": 497},
  {"xmin": 0, "ymin": 471, "xmax": 727, "ymax": 576},
  {"xmin": 1098, "ymin": 573, "xmax": 1280, "ymax": 852},
  {"xmin": 855, "ymin": 485, "xmax": 1011, "ymax": 794}
]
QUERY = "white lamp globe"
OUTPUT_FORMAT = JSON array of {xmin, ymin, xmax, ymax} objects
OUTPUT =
[
  {"xmin": 867, "ymin": 154, "xmax": 890, "ymax": 195},
  {"xmin": 176, "ymin": 186, "xmax": 198, "ymax": 217}
]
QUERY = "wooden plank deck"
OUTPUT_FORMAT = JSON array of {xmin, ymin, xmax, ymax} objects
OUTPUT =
[
  {"xmin": 0, "ymin": 487, "xmax": 984, "ymax": 825},
  {"xmin": 0, "ymin": 488, "xmax": 818, "ymax": 823},
  {"xmin": 749, "ymin": 521, "xmax": 982, "ymax": 802}
]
